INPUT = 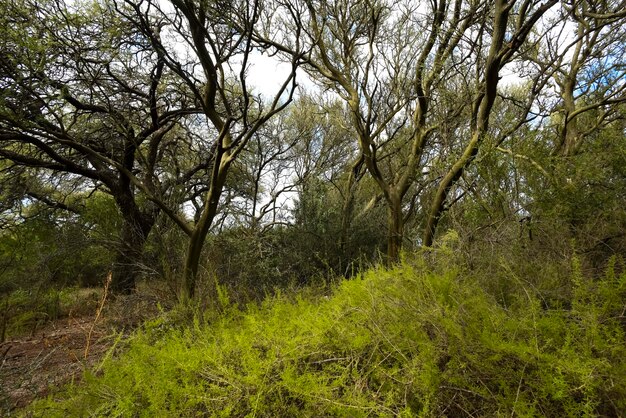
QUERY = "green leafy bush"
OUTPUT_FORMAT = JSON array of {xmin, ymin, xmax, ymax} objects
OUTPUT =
[
  {"xmin": 27, "ymin": 257, "xmax": 626, "ymax": 417},
  {"xmin": 0, "ymin": 287, "xmax": 100, "ymax": 341}
]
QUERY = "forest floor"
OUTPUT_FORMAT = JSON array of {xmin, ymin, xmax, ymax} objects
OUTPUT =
[
  {"xmin": 0, "ymin": 286, "xmax": 172, "ymax": 417},
  {"xmin": 0, "ymin": 284, "xmax": 169, "ymax": 415},
  {"xmin": 0, "ymin": 314, "xmax": 112, "ymax": 414}
]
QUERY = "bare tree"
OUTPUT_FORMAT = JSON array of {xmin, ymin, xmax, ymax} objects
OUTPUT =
[
  {"xmin": 118, "ymin": 0, "xmax": 306, "ymax": 298},
  {"xmin": 257, "ymin": 0, "xmax": 558, "ymax": 261},
  {"xmin": 536, "ymin": 0, "xmax": 626, "ymax": 157}
]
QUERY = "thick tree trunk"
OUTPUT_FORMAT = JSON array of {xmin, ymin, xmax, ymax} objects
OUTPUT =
[
  {"xmin": 387, "ymin": 195, "xmax": 403, "ymax": 264},
  {"xmin": 560, "ymin": 79, "xmax": 581, "ymax": 157},
  {"xmin": 422, "ymin": 186, "xmax": 449, "ymax": 248},
  {"xmin": 338, "ymin": 156, "xmax": 364, "ymax": 256},
  {"xmin": 182, "ymin": 230, "xmax": 204, "ymax": 300},
  {"xmin": 109, "ymin": 186, "xmax": 157, "ymax": 295},
  {"xmin": 423, "ymin": 132, "xmax": 480, "ymax": 248},
  {"xmin": 181, "ymin": 204, "xmax": 219, "ymax": 300},
  {"xmin": 110, "ymin": 217, "xmax": 152, "ymax": 294}
]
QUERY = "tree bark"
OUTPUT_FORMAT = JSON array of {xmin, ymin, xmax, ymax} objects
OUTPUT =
[
  {"xmin": 110, "ymin": 217, "xmax": 152, "ymax": 294},
  {"xmin": 109, "ymin": 186, "xmax": 157, "ymax": 295},
  {"xmin": 181, "ymin": 155, "xmax": 231, "ymax": 300},
  {"xmin": 181, "ymin": 203, "xmax": 218, "ymax": 300},
  {"xmin": 338, "ymin": 156, "xmax": 364, "ymax": 256},
  {"xmin": 182, "ymin": 228, "xmax": 207, "ymax": 300},
  {"xmin": 387, "ymin": 194, "xmax": 403, "ymax": 263},
  {"xmin": 423, "ymin": 132, "xmax": 481, "ymax": 247}
]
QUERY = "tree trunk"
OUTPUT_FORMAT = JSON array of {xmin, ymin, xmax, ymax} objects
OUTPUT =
[
  {"xmin": 422, "ymin": 188, "xmax": 447, "ymax": 248},
  {"xmin": 182, "ymin": 228, "xmax": 206, "ymax": 300},
  {"xmin": 423, "ymin": 133, "xmax": 480, "ymax": 248},
  {"xmin": 338, "ymin": 156, "xmax": 364, "ymax": 256},
  {"xmin": 109, "ymin": 183, "xmax": 157, "ymax": 295},
  {"xmin": 182, "ymin": 204, "xmax": 219, "ymax": 300},
  {"xmin": 181, "ymin": 158, "xmax": 230, "ymax": 300},
  {"xmin": 110, "ymin": 215, "xmax": 153, "ymax": 294},
  {"xmin": 387, "ymin": 195, "xmax": 403, "ymax": 264}
]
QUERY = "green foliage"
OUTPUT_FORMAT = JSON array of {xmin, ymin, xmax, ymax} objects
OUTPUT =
[
  {"xmin": 0, "ymin": 216, "xmax": 113, "ymax": 293},
  {"xmin": 520, "ymin": 116, "xmax": 626, "ymax": 270},
  {"xmin": 0, "ymin": 191, "xmax": 116, "ymax": 340},
  {"xmin": 0, "ymin": 287, "xmax": 100, "ymax": 341},
  {"xmin": 0, "ymin": 190, "xmax": 119, "ymax": 295},
  {"xmin": 291, "ymin": 176, "xmax": 387, "ymax": 275},
  {"xmin": 27, "ymin": 257, "xmax": 626, "ymax": 417},
  {"xmin": 202, "ymin": 177, "xmax": 387, "ymax": 303},
  {"xmin": 82, "ymin": 192, "xmax": 122, "ymax": 241}
]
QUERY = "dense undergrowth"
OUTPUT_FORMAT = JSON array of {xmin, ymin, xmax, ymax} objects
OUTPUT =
[
  {"xmin": 26, "ymin": 254, "xmax": 626, "ymax": 417},
  {"xmin": 0, "ymin": 287, "xmax": 100, "ymax": 342}
]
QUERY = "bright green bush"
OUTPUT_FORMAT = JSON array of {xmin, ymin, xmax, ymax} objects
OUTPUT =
[{"xmin": 27, "ymin": 257, "xmax": 625, "ymax": 417}]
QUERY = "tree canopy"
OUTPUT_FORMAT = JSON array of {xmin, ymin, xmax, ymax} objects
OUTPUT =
[{"xmin": 0, "ymin": 0, "xmax": 624, "ymax": 298}]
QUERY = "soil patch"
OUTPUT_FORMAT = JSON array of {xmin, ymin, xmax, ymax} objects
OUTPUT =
[{"xmin": 0, "ymin": 315, "xmax": 111, "ymax": 415}]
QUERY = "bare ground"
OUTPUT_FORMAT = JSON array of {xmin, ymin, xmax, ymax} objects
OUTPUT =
[
  {"xmin": 0, "ymin": 315, "xmax": 112, "ymax": 415},
  {"xmin": 0, "ymin": 284, "xmax": 173, "ymax": 415}
]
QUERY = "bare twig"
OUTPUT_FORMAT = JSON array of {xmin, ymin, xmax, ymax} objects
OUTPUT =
[{"xmin": 84, "ymin": 272, "xmax": 112, "ymax": 360}]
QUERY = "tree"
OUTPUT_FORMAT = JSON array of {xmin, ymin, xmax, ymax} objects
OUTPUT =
[
  {"xmin": 520, "ymin": 0, "xmax": 626, "ymax": 262},
  {"xmin": 0, "ymin": 0, "xmax": 194, "ymax": 293},
  {"xmin": 540, "ymin": 1, "xmax": 626, "ymax": 157},
  {"xmin": 0, "ymin": 163, "xmax": 122, "ymax": 293},
  {"xmin": 437, "ymin": 0, "xmax": 626, "ymax": 272},
  {"xmin": 260, "ymin": 0, "xmax": 558, "ymax": 261},
  {"xmin": 117, "ymin": 0, "xmax": 305, "ymax": 299}
]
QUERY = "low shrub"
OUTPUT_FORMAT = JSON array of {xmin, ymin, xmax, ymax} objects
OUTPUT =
[
  {"xmin": 26, "ymin": 256, "xmax": 626, "ymax": 417},
  {"xmin": 0, "ymin": 287, "xmax": 101, "ymax": 341}
]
